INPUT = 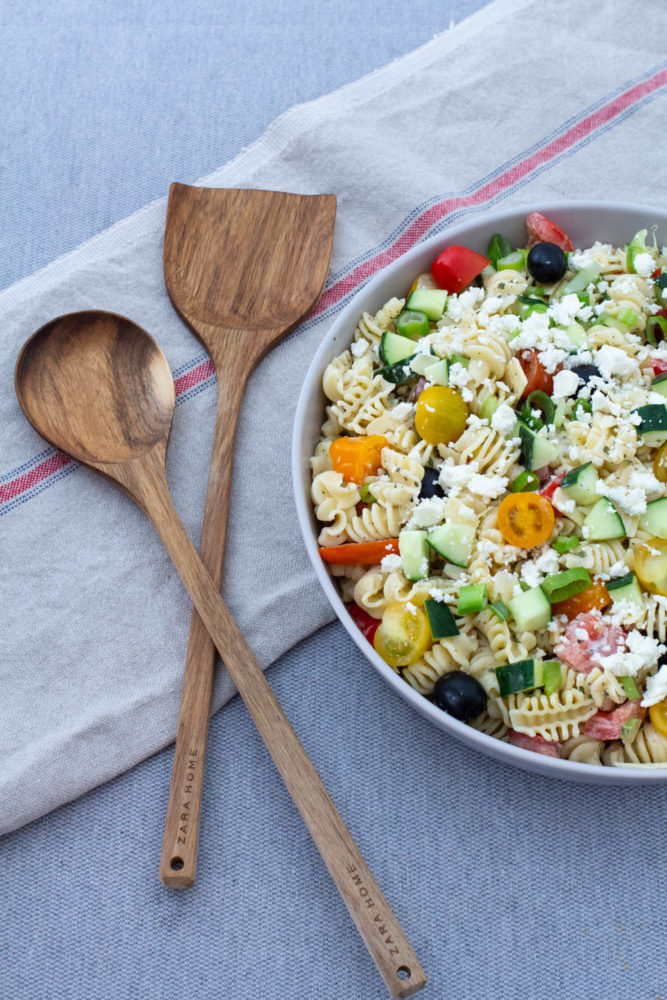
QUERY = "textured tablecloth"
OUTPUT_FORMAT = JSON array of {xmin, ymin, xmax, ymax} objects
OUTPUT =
[{"xmin": 3, "ymin": 1, "xmax": 667, "ymax": 998}]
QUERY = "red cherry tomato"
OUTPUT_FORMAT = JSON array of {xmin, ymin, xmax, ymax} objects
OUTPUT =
[
  {"xmin": 539, "ymin": 474, "xmax": 564, "ymax": 501},
  {"xmin": 651, "ymin": 358, "xmax": 667, "ymax": 376},
  {"xmin": 526, "ymin": 212, "xmax": 574, "ymax": 252},
  {"xmin": 431, "ymin": 245, "xmax": 490, "ymax": 294},
  {"xmin": 347, "ymin": 603, "xmax": 380, "ymax": 643},
  {"xmin": 518, "ymin": 349, "xmax": 557, "ymax": 399},
  {"xmin": 652, "ymin": 268, "xmax": 662, "ymax": 280}
]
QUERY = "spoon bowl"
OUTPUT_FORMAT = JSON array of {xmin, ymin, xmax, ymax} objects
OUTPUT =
[{"xmin": 15, "ymin": 311, "xmax": 175, "ymax": 466}]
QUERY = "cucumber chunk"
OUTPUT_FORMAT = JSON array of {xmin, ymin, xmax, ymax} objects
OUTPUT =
[
  {"xmin": 606, "ymin": 571, "xmax": 643, "ymax": 610},
  {"xmin": 426, "ymin": 522, "xmax": 476, "ymax": 568},
  {"xmin": 480, "ymin": 396, "xmax": 499, "ymax": 422},
  {"xmin": 542, "ymin": 661, "xmax": 562, "ymax": 696},
  {"xmin": 560, "ymin": 462, "xmax": 599, "ymax": 506},
  {"xmin": 650, "ymin": 374, "xmax": 667, "ymax": 400},
  {"xmin": 507, "ymin": 586, "xmax": 552, "ymax": 632},
  {"xmin": 406, "ymin": 288, "xmax": 448, "ymax": 321},
  {"xmin": 409, "ymin": 350, "xmax": 437, "ymax": 376},
  {"xmin": 561, "ymin": 263, "xmax": 600, "ymax": 294},
  {"xmin": 517, "ymin": 419, "xmax": 560, "ymax": 472},
  {"xmin": 398, "ymin": 530, "xmax": 430, "ymax": 581},
  {"xmin": 424, "ymin": 599, "xmax": 459, "ymax": 638},
  {"xmin": 639, "ymin": 498, "xmax": 667, "ymax": 539},
  {"xmin": 495, "ymin": 659, "xmax": 544, "ymax": 698},
  {"xmin": 423, "ymin": 359, "xmax": 449, "ymax": 386},
  {"xmin": 635, "ymin": 404, "xmax": 667, "ymax": 447},
  {"xmin": 380, "ymin": 330, "xmax": 417, "ymax": 365},
  {"xmin": 582, "ymin": 498, "xmax": 626, "ymax": 541}
]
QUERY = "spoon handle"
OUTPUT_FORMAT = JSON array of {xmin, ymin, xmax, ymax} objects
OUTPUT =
[
  {"xmin": 135, "ymin": 453, "xmax": 426, "ymax": 999},
  {"xmin": 159, "ymin": 372, "xmax": 246, "ymax": 888}
]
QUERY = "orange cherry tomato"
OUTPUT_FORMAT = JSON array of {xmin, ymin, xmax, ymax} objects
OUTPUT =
[
  {"xmin": 497, "ymin": 493, "xmax": 555, "ymax": 549},
  {"xmin": 649, "ymin": 699, "xmax": 667, "ymax": 738},
  {"xmin": 415, "ymin": 385, "xmax": 468, "ymax": 445},
  {"xmin": 518, "ymin": 349, "xmax": 557, "ymax": 400},
  {"xmin": 319, "ymin": 539, "xmax": 400, "ymax": 564},
  {"xmin": 329, "ymin": 435, "xmax": 387, "ymax": 484},
  {"xmin": 551, "ymin": 580, "xmax": 611, "ymax": 621}
]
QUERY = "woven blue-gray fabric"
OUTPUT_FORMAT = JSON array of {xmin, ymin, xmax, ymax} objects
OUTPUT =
[{"xmin": 3, "ymin": 1, "xmax": 667, "ymax": 998}]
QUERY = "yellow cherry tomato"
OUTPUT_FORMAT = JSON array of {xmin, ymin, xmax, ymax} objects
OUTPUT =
[
  {"xmin": 407, "ymin": 272, "xmax": 438, "ymax": 297},
  {"xmin": 653, "ymin": 442, "xmax": 667, "ymax": 483},
  {"xmin": 373, "ymin": 601, "xmax": 431, "ymax": 668},
  {"xmin": 415, "ymin": 385, "xmax": 468, "ymax": 445},
  {"xmin": 634, "ymin": 538, "xmax": 667, "ymax": 597},
  {"xmin": 649, "ymin": 699, "xmax": 667, "ymax": 738}
]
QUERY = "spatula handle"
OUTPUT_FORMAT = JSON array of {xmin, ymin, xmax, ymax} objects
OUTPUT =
[
  {"xmin": 139, "ymin": 456, "xmax": 426, "ymax": 998},
  {"xmin": 159, "ymin": 374, "xmax": 245, "ymax": 888}
]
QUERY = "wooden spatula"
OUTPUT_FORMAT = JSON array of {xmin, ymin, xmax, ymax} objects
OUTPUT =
[{"xmin": 161, "ymin": 185, "xmax": 336, "ymax": 888}]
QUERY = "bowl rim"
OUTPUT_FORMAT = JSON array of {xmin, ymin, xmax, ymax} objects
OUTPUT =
[{"xmin": 292, "ymin": 200, "xmax": 667, "ymax": 784}]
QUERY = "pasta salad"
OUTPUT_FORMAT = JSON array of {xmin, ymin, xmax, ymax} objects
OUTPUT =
[{"xmin": 310, "ymin": 211, "xmax": 667, "ymax": 767}]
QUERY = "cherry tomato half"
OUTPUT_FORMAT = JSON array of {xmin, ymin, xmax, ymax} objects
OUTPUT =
[
  {"xmin": 651, "ymin": 358, "xmax": 667, "ymax": 377},
  {"xmin": 525, "ymin": 211, "xmax": 574, "ymax": 252},
  {"xmin": 649, "ymin": 699, "xmax": 667, "ymax": 738},
  {"xmin": 552, "ymin": 580, "xmax": 611, "ymax": 621},
  {"xmin": 497, "ymin": 492, "xmax": 555, "ymax": 549},
  {"xmin": 539, "ymin": 474, "xmax": 565, "ymax": 502},
  {"xmin": 634, "ymin": 538, "xmax": 667, "ymax": 597},
  {"xmin": 653, "ymin": 442, "xmax": 667, "ymax": 484},
  {"xmin": 348, "ymin": 603, "xmax": 380, "ymax": 643},
  {"xmin": 518, "ymin": 349, "xmax": 557, "ymax": 400},
  {"xmin": 373, "ymin": 601, "xmax": 431, "ymax": 668},
  {"xmin": 431, "ymin": 245, "xmax": 490, "ymax": 294}
]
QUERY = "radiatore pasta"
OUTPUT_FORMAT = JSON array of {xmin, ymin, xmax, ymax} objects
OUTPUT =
[{"xmin": 310, "ymin": 214, "xmax": 667, "ymax": 766}]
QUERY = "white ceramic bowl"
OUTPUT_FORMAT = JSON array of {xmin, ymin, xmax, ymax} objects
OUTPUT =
[{"xmin": 292, "ymin": 201, "xmax": 667, "ymax": 785}]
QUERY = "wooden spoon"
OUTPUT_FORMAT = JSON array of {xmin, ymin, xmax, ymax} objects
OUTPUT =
[
  {"xmin": 15, "ymin": 311, "xmax": 426, "ymax": 1000},
  {"xmin": 162, "ymin": 184, "xmax": 336, "ymax": 888}
]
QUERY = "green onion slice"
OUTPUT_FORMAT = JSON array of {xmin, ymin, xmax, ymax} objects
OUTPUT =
[
  {"xmin": 552, "ymin": 535, "xmax": 580, "ymax": 554},
  {"xmin": 489, "ymin": 600, "xmax": 511, "ymax": 621},
  {"xmin": 541, "ymin": 568, "xmax": 592, "ymax": 603},
  {"xmin": 396, "ymin": 309, "xmax": 430, "ymax": 340},
  {"xmin": 511, "ymin": 471, "xmax": 540, "ymax": 493},
  {"xmin": 619, "ymin": 675, "xmax": 641, "ymax": 701},
  {"xmin": 457, "ymin": 583, "xmax": 488, "ymax": 615},
  {"xmin": 359, "ymin": 484, "xmax": 375, "ymax": 505},
  {"xmin": 497, "ymin": 249, "xmax": 528, "ymax": 271}
]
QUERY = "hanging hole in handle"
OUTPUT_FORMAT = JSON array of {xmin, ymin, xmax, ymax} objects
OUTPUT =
[
  {"xmin": 170, "ymin": 857, "xmax": 185, "ymax": 871},
  {"xmin": 397, "ymin": 967, "xmax": 411, "ymax": 981}
]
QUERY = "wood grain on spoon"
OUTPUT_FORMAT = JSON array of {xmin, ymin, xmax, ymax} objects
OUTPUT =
[
  {"xmin": 162, "ymin": 185, "xmax": 336, "ymax": 888},
  {"xmin": 14, "ymin": 312, "xmax": 425, "ymax": 999}
]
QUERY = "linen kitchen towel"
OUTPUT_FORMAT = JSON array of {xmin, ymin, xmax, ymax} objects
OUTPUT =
[{"xmin": 2, "ymin": 0, "xmax": 667, "ymax": 834}]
